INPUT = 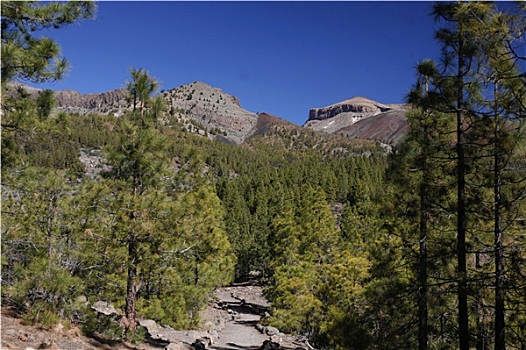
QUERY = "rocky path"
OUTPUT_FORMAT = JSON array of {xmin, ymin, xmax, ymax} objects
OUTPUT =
[
  {"xmin": 1, "ymin": 284, "xmax": 304, "ymax": 350},
  {"xmin": 206, "ymin": 286, "xmax": 276, "ymax": 349},
  {"xmin": 140, "ymin": 284, "xmax": 302, "ymax": 349}
]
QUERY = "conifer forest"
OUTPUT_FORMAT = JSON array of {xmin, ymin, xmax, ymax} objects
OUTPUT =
[{"xmin": 1, "ymin": 1, "xmax": 526, "ymax": 349}]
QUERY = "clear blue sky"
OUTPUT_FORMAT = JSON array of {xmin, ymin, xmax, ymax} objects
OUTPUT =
[{"xmin": 33, "ymin": 1, "xmax": 443, "ymax": 125}]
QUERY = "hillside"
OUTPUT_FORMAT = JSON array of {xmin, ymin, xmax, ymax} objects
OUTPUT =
[
  {"xmin": 335, "ymin": 109, "xmax": 409, "ymax": 145},
  {"xmin": 5, "ymin": 82, "xmax": 130, "ymax": 116}
]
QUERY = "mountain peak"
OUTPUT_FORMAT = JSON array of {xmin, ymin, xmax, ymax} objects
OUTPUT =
[
  {"xmin": 304, "ymin": 96, "xmax": 408, "ymax": 144},
  {"xmin": 328, "ymin": 96, "xmax": 388, "ymax": 109},
  {"xmin": 161, "ymin": 81, "xmax": 257, "ymax": 144}
]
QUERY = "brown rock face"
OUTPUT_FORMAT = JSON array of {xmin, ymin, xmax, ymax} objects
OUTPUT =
[{"xmin": 335, "ymin": 110, "xmax": 409, "ymax": 145}]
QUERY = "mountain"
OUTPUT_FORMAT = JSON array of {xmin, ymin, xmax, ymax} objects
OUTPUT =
[
  {"xmin": 160, "ymin": 81, "xmax": 259, "ymax": 144},
  {"xmin": 304, "ymin": 96, "xmax": 409, "ymax": 144},
  {"xmin": 7, "ymin": 82, "xmax": 409, "ymax": 146}
]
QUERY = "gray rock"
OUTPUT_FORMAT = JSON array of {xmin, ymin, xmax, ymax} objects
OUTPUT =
[
  {"xmin": 304, "ymin": 96, "xmax": 409, "ymax": 144},
  {"xmin": 91, "ymin": 301, "xmax": 119, "ymax": 316},
  {"xmin": 265, "ymin": 326, "xmax": 280, "ymax": 336},
  {"xmin": 308, "ymin": 96, "xmax": 392, "ymax": 123},
  {"xmin": 139, "ymin": 319, "xmax": 183, "ymax": 344},
  {"xmin": 256, "ymin": 324, "xmax": 267, "ymax": 334},
  {"xmin": 160, "ymin": 81, "xmax": 258, "ymax": 144}
]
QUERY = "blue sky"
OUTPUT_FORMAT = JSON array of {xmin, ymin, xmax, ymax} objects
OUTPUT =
[{"xmin": 33, "ymin": 1, "xmax": 443, "ymax": 125}]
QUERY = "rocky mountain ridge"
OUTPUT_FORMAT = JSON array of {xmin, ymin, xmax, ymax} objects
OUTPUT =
[
  {"xmin": 6, "ymin": 82, "xmax": 130, "ymax": 116},
  {"xmin": 308, "ymin": 96, "xmax": 392, "ymax": 122},
  {"xmin": 53, "ymin": 88, "xmax": 129, "ymax": 115},
  {"xmin": 8, "ymin": 82, "xmax": 409, "ymax": 145}
]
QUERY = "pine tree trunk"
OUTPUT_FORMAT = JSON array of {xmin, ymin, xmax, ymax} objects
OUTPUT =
[
  {"xmin": 418, "ymin": 130, "xmax": 430, "ymax": 350},
  {"xmin": 125, "ymin": 233, "xmax": 138, "ymax": 331},
  {"xmin": 418, "ymin": 200, "xmax": 428, "ymax": 350},
  {"xmin": 476, "ymin": 259, "xmax": 488, "ymax": 350},
  {"xmin": 456, "ymin": 34, "xmax": 470, "ymax": 350},
  {"xmin": 457, "ymin": 121, "xmax": 469, "ymax": 350},
  {"xmin": 194, "ymin": 256, "xmax": 200, "ymax": 286},
  {"xmin": 494, "ymin": 108, "xmax": 506, "ymax": 350}
]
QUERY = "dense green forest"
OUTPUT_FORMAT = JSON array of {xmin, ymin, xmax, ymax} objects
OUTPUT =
[{"xmin": 2, "ymin": 1, "xmax": 525, "ymax": 349}]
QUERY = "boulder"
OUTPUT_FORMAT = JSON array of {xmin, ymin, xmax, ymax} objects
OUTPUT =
[
  {"xmin": 91, "ymin": 301, "xmax": 119, "ymax": 317},
  {"xmin": 138, "ymin": 319, "xmax": 181, "ymax": 344},
  {"xmin": 256, "ymin": 324, "xmax": 267, "ymax": 334},
  {"xmin": 265, "ymin": 326, "xmax": 280, "ymax": 336}
]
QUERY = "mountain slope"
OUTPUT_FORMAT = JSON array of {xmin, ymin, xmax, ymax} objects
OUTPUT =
[
  {"xmin": 335, "ymin": 109, "xmax": 408, "ymax": 145},
  {"xmin": 304, "ymin": 96, "xmax": 408, "ymax": 144}
]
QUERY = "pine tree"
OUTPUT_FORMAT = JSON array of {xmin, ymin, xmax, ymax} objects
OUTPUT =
[
  {"xmin": 266, "ymin": 186, "xmax": 343, "ymax": 345},
  {"xmin": 462, "ymin": 5, "xmax": 526, "ymax": 348},
  {"xmin": 408, "ymin": 3, "xmax": 526, "ymax": 348},
  {"xmin": 1, "ymin": 1, "xmax": 96, "ymax": 85},
  {"xmin": 410, "ymin": 60, "xmax": 437, "ymax": 350},
  {"xmin": 102, "ymin": 69, "xmax": 169, "ymax": 331},
  {"xmin": 95, "ymin": 69, "xmax": 236, "ymax": 333},
  {"xmin": 397, "ymin": 54, "xmax": 462, "ymax": 350},
  {"xmin": 430, "ymin": 4, "xmax": 487, "ymax": 347},
  {"xmin": 36, "ymin": 89, "xmax": 55, "ymax": 121},
  {"xmin": 1, "ymin": 1, "xmax": 95, "ymax": 169},
  {"xmin": 126, "ymin": 67, "xmax": 160, "ymax": 122}
]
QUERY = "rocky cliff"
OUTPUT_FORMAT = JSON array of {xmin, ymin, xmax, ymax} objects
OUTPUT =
[
  {"xmin": 54, "ymin": 88, "xmax": 129, "ymax": 115},
  {"xmin": 308, "ymin": 96, "xmax": 392, "ymax": 122},
  {"xmin": 304, "ymin": 96, "xmax": 408, "ymax": 144},
  {"xmin": 4, "ymin": 82, "xmax": 130, "ymax": 116}
]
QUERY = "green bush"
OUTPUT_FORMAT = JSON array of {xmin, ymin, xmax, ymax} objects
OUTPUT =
[{"xmin": 6, "ymin": 258, "xmax": 87, "ymax": 327}]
